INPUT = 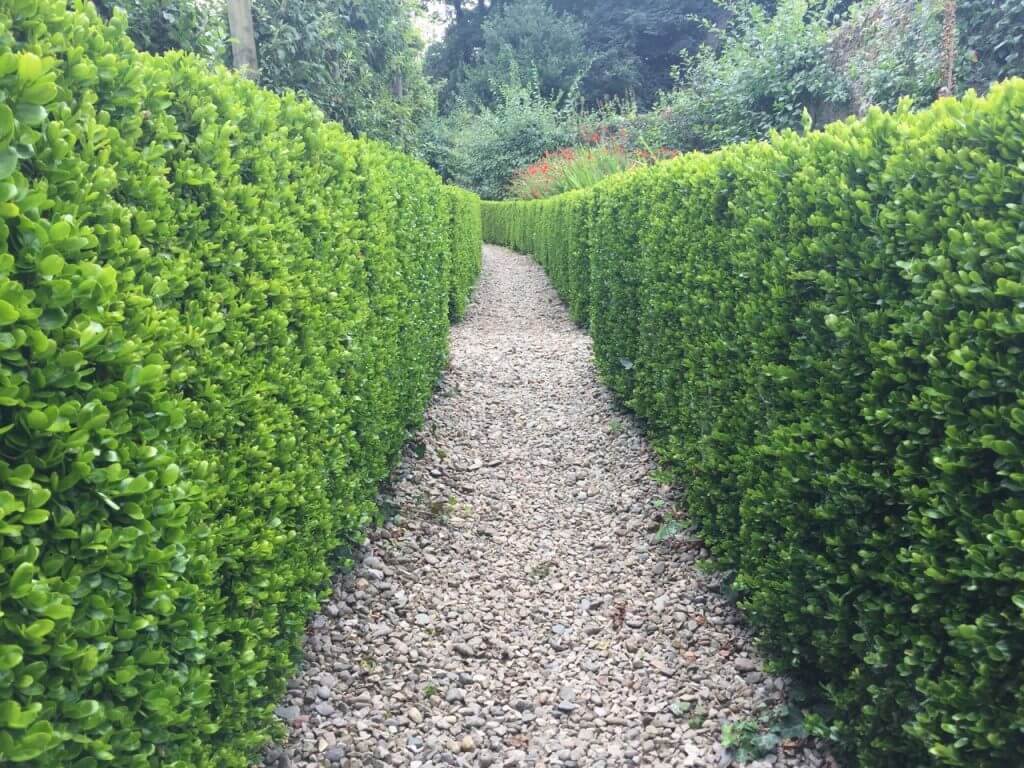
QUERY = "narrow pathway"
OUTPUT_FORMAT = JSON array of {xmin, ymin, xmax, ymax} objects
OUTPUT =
[{"xmin": 268, "ymin": 246, "xmax": 830, "ymax": 768}]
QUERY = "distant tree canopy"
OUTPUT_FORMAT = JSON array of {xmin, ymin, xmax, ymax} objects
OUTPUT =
[
  {"xmin": 550, "ymin": 0, "xmax": 729, "ymax": 107},
  {"xmin": 453, "ymin": 0, "xmax": 589, "ymax": 108},
  {"xmin": 426, "ymin": 0, "xmax": 729, "ymax": 112},
  {"xmin": 252, "ymin": 0, "xmax": 434, "ymax": 149}
]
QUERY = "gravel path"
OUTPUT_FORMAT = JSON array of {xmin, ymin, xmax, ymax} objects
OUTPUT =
[{"xmin": 266, "ymin": 246, "xmax": 831, "ymax": 768}]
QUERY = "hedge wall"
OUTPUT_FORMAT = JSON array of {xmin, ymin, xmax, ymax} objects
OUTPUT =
[
  {"xmin": 0, "ymin": 2, "xmax": 480, "ymax": 765},
  {"xmin": 446, "ymin": 186, "xmax": 483, "ymax": 320},
  {"xmin": 482, "ymin": 82, "xmax": 1024, "ymax": 767}
]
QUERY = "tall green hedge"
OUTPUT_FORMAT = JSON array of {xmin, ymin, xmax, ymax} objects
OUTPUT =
[
  {"xmin": 482, "ymin": 82, "xmax": 1024, "ymax": 767},
  {"xmin": 445, "ymin": 186, "xmax": 483, "ymax": 320},
  {"xmin": 0, "ymin": 2, "xmax": 480, "ymax": 765}
]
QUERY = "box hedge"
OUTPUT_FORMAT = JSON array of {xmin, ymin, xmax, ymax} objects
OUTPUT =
[
  {"xmin": 482, "ymin": 83, "xmax": 1024, "ymax": 767},
  {"xmin": 0, "ymin": 1, "xmax": 480, "ymax": 765}
]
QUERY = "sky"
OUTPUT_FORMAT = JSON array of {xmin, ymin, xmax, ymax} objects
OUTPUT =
[{"xmin": 416, "ymin": 1, "xmax": 450, "ymax": 44}]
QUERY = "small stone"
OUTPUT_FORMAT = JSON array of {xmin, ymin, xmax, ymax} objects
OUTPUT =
[
  {"xmin": 445, "ymin": 687, "xmax": 465, "ymax": 704},
  {"xmin": 408, "ymin": 707, "xmax": 424, "ymax": 724}
]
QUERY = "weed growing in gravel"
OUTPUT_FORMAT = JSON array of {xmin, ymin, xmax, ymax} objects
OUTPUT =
[
  {"xmin": 655, "ymin": 515, "xmax": 688, "ymax": 542},
  {"xmin": 722, "ymin": 704, "xmax": 810, "ymax": 764},
  {"xmin": 528, "ymin": 560, "xmax": 557, "ymax": 580}
]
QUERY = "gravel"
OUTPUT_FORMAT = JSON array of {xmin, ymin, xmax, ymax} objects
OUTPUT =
[{"xmin": 263, "ymin": 245, "xmax": 834, "ymax": 767}]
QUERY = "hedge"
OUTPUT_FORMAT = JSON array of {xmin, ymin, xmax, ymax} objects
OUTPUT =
[
  {"xmin": 0, "ymin": 2, "xmax": 480, "ymax": 765},
  {"xmin": 446, "ymin": 186, "xmax": 483, "ymax": 320},
  {"xmin": 482, "ymin": 82, "xmax": 1024, "ymax": 767}
]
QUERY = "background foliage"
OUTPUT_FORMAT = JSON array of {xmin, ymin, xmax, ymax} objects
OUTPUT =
[
  {"xmin": 0, "ymin": 1, "xmax": 480, "ymax": 764},
  {"xmin": 252, "ymin": 0, "xmax": 434, "ymax": 149},
  {"xmin": 419, "ymin": 80, "xmax": 576, "ymax": 199},
  {"xmin": 451, "ymin": 0, "xmax": 588, "ymax": 110},
  {"xmin": 426, "ymin": 0, "xmax": 1024, "ymax": 197},
  {"xmin": 482, "ymin": 80, "xmax": 1024, "ymax": 767},
  {"xmin": 427, "ymin": 0, "xmax": 728, "ymax": 112},
  {"xmin": 92, "ymin": 0, "xmax": 226, "ymax": 58},
  {"xmin": 97, "ymin": 0, "xmax": 1024, "ymax": 178}
]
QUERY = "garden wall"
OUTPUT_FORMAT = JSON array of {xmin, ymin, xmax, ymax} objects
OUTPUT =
[
  {"xmin": 483, "ymin": 82, "xmax": 1024, "ymax": 767},
  {"xmin": 0, "ymin": 2, "xmax": 480, "ymax": 764}
]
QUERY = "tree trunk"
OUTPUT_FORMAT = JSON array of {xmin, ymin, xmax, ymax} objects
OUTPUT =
[
  {"xmin": 227, "ymin": 0, "xmax": 258, "ymax": 79},
  {"xmin": 940, "ymin": 0, "xmax": 957, "ymax": 97}
]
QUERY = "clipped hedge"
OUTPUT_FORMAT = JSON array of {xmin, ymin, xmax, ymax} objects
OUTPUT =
[
  {"xmin": 445, "ymin": 186, "xmax": 482, "ymax": 319},
  {"xmin": 483, "ymin": 82, "xmax": 1024, "ymax": 767},
  {"xmin": 0, "ymin": 2, "xmax": 480, "ymax": 765}
]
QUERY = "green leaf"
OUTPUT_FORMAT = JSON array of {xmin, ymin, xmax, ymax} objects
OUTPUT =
[
  {"xmin": 0, "ymin": 645, "xmax": 24, "ymax": 670},
  {"xmin": 14, "ymin": 103, "xmax": 46, "ymax": 126},
  {"xmin": 0, "ymin": 146, "xmax": 18, "ymax": 180},
  {"xmin": 0, "ymin": 700, "xmax": 41, "ymax": 729},
  {"xmin": 0, "ymin": 299, "xmax": 19, "ymax": 325},
  {"xmin": 38, "ymin": 254, "xmax": 64, "ymax": 276},
  {"xmin": 22, "ymin": 619, "xmax": 55, "ymax": 642}
]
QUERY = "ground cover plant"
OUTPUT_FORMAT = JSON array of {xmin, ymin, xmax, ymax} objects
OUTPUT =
[
  {"xmin": 482, "ymin": 81, "xmax": 1024, "ymax": 767},
  {"xmin": 0, "ymin": 2, "xmax": 481, "ymax": 764}
]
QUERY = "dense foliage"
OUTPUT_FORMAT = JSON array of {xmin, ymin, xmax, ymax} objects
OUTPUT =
[
  {"xmin": 420, "ymin": 81, "xmax": 575, "ymax": 199},
  {"xmin": 0, "ymin": 2, "xmax": 480, "ymax": 765},
  {"xmin": 482, "ymin": 81, "xmax": 1024, "ymax": 767},
  {"xmin": 451, "ymin": 0, "xmax": 588, "ymax": 109},
  {"xmin": 427, "ymin": 0, "xmax": 726, "ymax": 112},
  {"xmin": 645, "ymin": 0, "xmax": 1024, "ymax": 154},
  {"xmin": 253, "ymin": 0, "xmax": 434, "ymax": 149},
  {"xmin": 94, "ymin": 0, "xmax": 433, "ymax": 149},
  {"xmin": 648, "ymin": 0, "xmax": 847, "ymax": 151},
  {"xmin": 92, "ymin": 0, "xmax": 226, "ymax": 58},
  {"xmin": 508, "ymin": 144, "xmax": 675, "ymax": 200},
  {"xmin": 960, "ymin": 0, "xmax": 1024, "ymax": 93},
  {"xmin": 427, "ymin": 0, "xmax": 1024, "ymax": 195}
]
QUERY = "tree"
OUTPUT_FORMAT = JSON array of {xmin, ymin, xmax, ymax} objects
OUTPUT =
[
  {"xmin": 426, "ymin": 1, "xmax": 502, "ymax": 111},
  {"xmin": 551, "ymin": 0, "xmax": 727, "ymax": 107},
  {"xmin": 428, "ymin": 0, "xmax": 727, "ymax": 111},
  {"xmin": 456, "ymin": 0, "xmax": 589, "ymax": 108},
  {"xmin": 252, "ymin": 0, "xmax": 435, "ymax": 148}
]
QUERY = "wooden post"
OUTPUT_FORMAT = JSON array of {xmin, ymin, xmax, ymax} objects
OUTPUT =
[
  {"xmin": 940, "ymin": 0, "xmax": 957, "ymax": 97},
  {"xmin": 227, "ymin": 0, "xmax": 258, "ymax": 79}
]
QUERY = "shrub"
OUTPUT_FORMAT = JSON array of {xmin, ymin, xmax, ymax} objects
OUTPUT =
[
  {"xmin": 429, "ymin": 81, "xmax": 576, "ymax": 199},
  {"xmin": 649, "ymin": 0, "xmax": 847, "ymax": 152},
  {"xmin": 0, "ymin": 2, "xmax": 480, "ymax": 765},
  {"xmin": 482, "ymin": 81, "xmax": 1024, "ymax": 767},
  {"xmin": 508, "ymin": 144, "xmax": 676, "ymax": 200}
]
